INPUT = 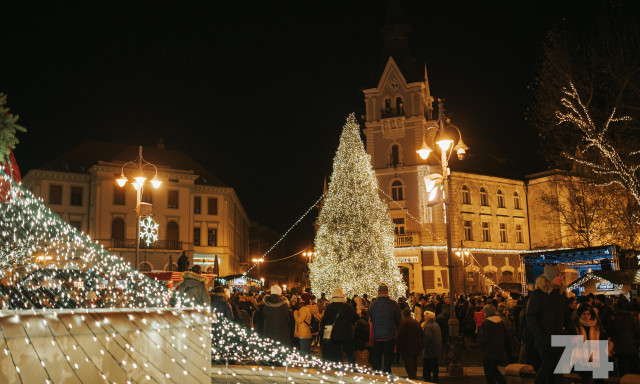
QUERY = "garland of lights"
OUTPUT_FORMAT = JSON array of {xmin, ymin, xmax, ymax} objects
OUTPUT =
[
  {"xmin": 139, "ymin": 216, "xmax": 159, "ymax": 246},
  {"xmin": 0, "ymin": 168, "xmax": 412, "ymax": 383}
]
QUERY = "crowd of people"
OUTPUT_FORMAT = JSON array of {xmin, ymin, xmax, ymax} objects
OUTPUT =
[{"xmin": 174, "ymin": 264, "xmax": 640, "ymax": 383}]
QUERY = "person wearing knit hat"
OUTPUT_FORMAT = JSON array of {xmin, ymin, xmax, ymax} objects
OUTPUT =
[
  {"xmin": 422, "ymin": 309, "xmax": 442, "ymax": 383},
  {"xmin": 483, "ymin": 304, "xmax": 496, "ymax": 317},
  {"xmin": 527, "ymin": 264, "xmax": 573, "ymax": 383},
  {"xmin": 369, "ymin": 282, "xmax": 402, "ymax": 373},
  {"xmin": 320, "ymin": 287, "xmax": 358, "ymax": 364},
  {"xmin": 270, "ymin": 285, "xmax": 282, "ymax": 295},
  {"xmin": 294, "ymin": 292, "xmax": 320, "ymax": 355},
  {"xmin": 259, "ymin": 283, "xmax": 292, "ymax": 347}
]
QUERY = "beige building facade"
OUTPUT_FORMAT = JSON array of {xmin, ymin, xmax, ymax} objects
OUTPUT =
[
  {"xmin": 361, "ymin": 23, "xmax": 572, "ymax": 294},
  {"xmin": 22, "ymin": 141, "xmax": 250, "ymax": 276}
]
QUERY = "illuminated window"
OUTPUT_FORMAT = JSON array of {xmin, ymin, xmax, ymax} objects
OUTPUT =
[
  {"xmin": 208, "ymin": 228, "xmax": 217, "ymax": 246},
  {"xmin": 513, "ymin": 191, "xmax": 521, "ymax": 209},
  {"xmin": 497, "ymin": 189, "xmax": 505, "ymax": 208},
  {"xmin": 482, "ymin": 222, "xmax": 491, "ymax": 242},
  {"xmin": 461, "ymin": 185, "xmax": 471, "ymax": 204},
  {"xmin": 49, "ymin": 184, "xmax": 62, "ymax": 205},
  {"xmin": 480, "ymin": 187, "xmax": 489, "ymax": 206},
  {"xmin": 499, "ymin": 223, "xmax": 507, "ymax": 243},
  {"xmin": 391, "ymin": 180, "xmax": 404, "ymax": 201},
  {"xmin": 463, "ymin": 220, "xmax": 473, "ymax": 241}
]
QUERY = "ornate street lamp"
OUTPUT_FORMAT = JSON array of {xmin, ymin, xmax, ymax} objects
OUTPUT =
[
  {"xmin": 416, "ymin": 99, "xmax": 468, "ymax": 377},
  {"xmin": 115, "ymin": 145, "xmax": 162, "ymax": 270}
]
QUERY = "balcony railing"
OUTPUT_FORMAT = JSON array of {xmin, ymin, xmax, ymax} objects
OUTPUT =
[
  {"xmin": 394, "ymin": 233, "xmax": 419, "ymax": 247},
  {"xmin": 97, "ymin": 238, "xmax": 183, "ymax": 250}
]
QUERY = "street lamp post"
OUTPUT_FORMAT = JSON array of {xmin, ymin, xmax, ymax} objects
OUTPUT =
[
  {"xmin": 252, "ymin": 258, "xmax": 264, "ymax": 282},
  {"xmin": 417, "ymin": 99, "xmax": 468, "ymax": 377},
  {"xmin": 115, "ymin": 145, "xmax": 162, "ymax": 270}
]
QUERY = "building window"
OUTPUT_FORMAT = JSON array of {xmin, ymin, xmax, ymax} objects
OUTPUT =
[
  {"xmin": 193, "ymin": 227, "xmax": 201, "ymax": 246},
  {"xmin": 467, "ymin": 271, "xmax": 475, "ymax": 281},
  {"xmin": 513, "ymin": 191, "xmax": 521, "ymax": 209},
  {"xmin": 515, "ymin": 224, "xmax": 524, "ymax": 243},
  {"xmin": 497, "ymin": 189, "xmax": 505, "ymax": 208},
  {"xmin": 208, "ymin": 197, "xmax": 218, "ymax": 215},
  {"xmin": 461, "ymin": 185, "xmax": 470, "ymax": 204},
  {"xmin": 463, "ymin": 220, "xmax": 473, "ymax": 241},
  {"xmin": 391, "ymin": 180, "xmax": 404, "ymax": 201},
  {"xmin": 481, "ymin": 222, "xmax": 491, "ymax": 242},
  {"xmin": 392, "ymin": 218, "xmax": 405, "ymax": 235},
  {"xmin": 70, "ymin": 186, "xmax": 83, "ymax": 206},
  {"xmin": 139, "ymin": 262, "xmax": 153, "ymax": 272},
  {"xmin": 480, "ymin": 187, "xmax": 489, "ymax": 206},
  {"xmin": 194, "ymin": 196, "xmax": 201, "ymax": 214},
  {"xmin": 208, "ymin": 228, "xmax": 217, "ymax": 246},
  {"xmin": 168, "ymin": 190, "xmax": 179, "ymax": 209},
  {"xmin": 49, "ymin": 184, "xmax": 62, "ymax": 205},
  {"xmin": 499, "ymin": 223, "xmax": 507, "ymax": 243},
  {"xmin": 140, "ymin": 187, "xmax": 152, "ymax": 204},
  {"xmin": 388, "ymin": 144, "xmax": 402, "ymax": 168},
  {"xmin": 111, "ymin": 218, "xmax": 125, "ymax": 247},
  {"xmin": 114, "ymin": 186, "xmax": 125, "ymax": 205},
  {"xmin": 69, "ymin": 220, "xmax": 82, "ymax": 232},
  {"xmin": 502, "ymin": 270, "xmax": 513, "ymax": 283},
  {"xmin": 167, "ymin": 221, "xmax": 179, "ymax": 248}
]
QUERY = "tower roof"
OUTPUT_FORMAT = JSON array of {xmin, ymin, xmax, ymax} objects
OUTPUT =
[{"xmin": 368, "ymin": 0, "xmax": 424, "ymax": 87}]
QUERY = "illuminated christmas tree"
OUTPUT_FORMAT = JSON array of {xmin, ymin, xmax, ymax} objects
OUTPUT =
[{"xmin": 310, "ymin": 114, "xmax": 406, "ymax": 300}]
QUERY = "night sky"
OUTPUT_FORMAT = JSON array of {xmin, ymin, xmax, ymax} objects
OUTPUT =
[{"xmin": 1, "ymin": 1, "xmax": 618, "ymax": 250}]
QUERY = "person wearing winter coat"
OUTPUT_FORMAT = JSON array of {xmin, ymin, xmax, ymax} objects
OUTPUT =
[
  {"xmin": 320, "ymin": 287, "xmax": 358, "ymax": 364},
  {"xmin": 479, "ymin": 304, "xmax": 509, "ymax": 384},
  {"xmin": 422, "ymin": 311, "xmax": 442, "ymax": 383},
  {"xmin": 573, "ymin": 305, "xmax": 613, "ymax": 383},
  {"xmin": 396, "ymin": 308, "xmax": 422, "ymax": 380},
  {"xmin": 294, "ymin": 293, "xmax": 318, "ymax": 354},
  {"xmin": 177, "ymin": 265, "xmax": 209, "ymax": 306},
  {"xmin": 474, "ymin": 304, "xmax": 486, "ymax": 334},
  {"xmin": 210, "ymin": 286, "xmax": 234, "ymax": 320},
  {"xmin": 526, "ymin": 265, "xmax": 573, "ymax": 384},
  {"xmin": 436, "ymin": 298, "xmax": 451, "ymax": 342},
  {"xmin": 612, "ymin": 297, "xmax": 640, "ymax": 376},
  {"xmin": 353, "ymin": 309, "xmax": 371, "ymax": 367},
  {"xmin": 369, "ymin": 283, "xmax": 402, "ymax": 373},
  {"xmin": 260, "ymin": 285, "xmax": 293, "ymax": 347}
]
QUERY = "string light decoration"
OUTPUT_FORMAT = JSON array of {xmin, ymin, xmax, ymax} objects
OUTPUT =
[
  {"xmin": 139, "ymin": 216, "xmax": 159, "ymax": 246},
  {"xmin": 310, "ymin": 114, "xmax": 406, "ymax": 299},
  {"xmin": 557, "ymin": 82, "xmax": 640, "ymax": 207}
]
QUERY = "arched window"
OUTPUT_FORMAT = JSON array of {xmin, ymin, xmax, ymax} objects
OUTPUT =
[
  {"xmin": 497, "ymin": 189, "xmax": 505, "ymax": 208},
  {"xmin": 501, "ymin": 270, "xmax": 513, "ymax": 283},
  {"xmin": 167, "ymin": 221, "xmax": 179, "ymax": 249},
  {"xmin": 164, "ymin": 263, "xmax": 178, "ymax": 271},
  {"xmin": 461, "ymin": 185, "xmax": 471, "ymax": 204},
  {"xmin": 513, "ymin": 191, "xmax": 521, "ymax": 209},
  {"xmin": 396, "ymin": 97, "xmax": 404, "ymax": 115},
  {"xmin": 391, "ymin": 180, "xmax": 404, "ymax": 201},
  {"xmin": 111, "ymin": 218, "xmax": 125, "ymax": 247},
  {"xmin": 389, "ymin": 144, "xmax": 400, "ymax": 167},
  {"xmin": 139, "ymin": 262, "xmax": 153, "ymax": 272},
  {"xmin": 206, "ymin": 265, "xmax": 214, "ymax": 274},
  {"xmin": 480, "ymin": 187, "xmax": 489, "ymax": 206}
]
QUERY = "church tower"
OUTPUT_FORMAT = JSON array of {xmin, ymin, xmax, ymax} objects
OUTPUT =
[{"xmin": 362, "ymin": 0, "xmax": 450, "ymax": 293}]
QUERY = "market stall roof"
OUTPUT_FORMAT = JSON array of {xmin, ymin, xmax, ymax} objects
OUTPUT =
[
  {"xmin": 567, "ymin": 269, "xmax": 640, "ymax": 289},
  {"xmin": 522, "ymin": 245, "xmax": 616, "ymax": 265}
]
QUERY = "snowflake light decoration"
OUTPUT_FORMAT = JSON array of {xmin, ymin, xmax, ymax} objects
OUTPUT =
[{"xmin": 140, "ymin": 216, "xmax": 158, "ymax": 246}]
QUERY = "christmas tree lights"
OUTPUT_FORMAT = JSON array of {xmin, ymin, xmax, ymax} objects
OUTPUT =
[{"xmin": 310, "ymin": 114, "xmax": 406, "ymax": 299}]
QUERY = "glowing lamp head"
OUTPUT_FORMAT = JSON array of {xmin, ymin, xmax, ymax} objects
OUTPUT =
[
  {"xmin": 453, "ymin": 138, "xmax": 470, "ymax": 160},
  {"xmin": 436, "ymin": 138, "xmax": 453, "ymax": 152},
  {"xmin": 416, "ymin": 141, "xmax": 433, "ymax": 160},
  {"xmin": 134, "ymin": 175, "xmax": 147, "ymax": 185},
  {"xmin": 116, "ymin": 174, "xmax": 128, "ymax": 187},
  {"xmin": 150, "ymin": 177, "xmax": 162, "ymax": 189}
]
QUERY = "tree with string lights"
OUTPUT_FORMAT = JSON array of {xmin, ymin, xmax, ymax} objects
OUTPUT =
[
  {"xmin": 309, "ymin": 114, "xmax": 406, "ymax": 300},
  {"xmin": 529, "ymin": 5, "xmax": 640, "ymax": 210}
]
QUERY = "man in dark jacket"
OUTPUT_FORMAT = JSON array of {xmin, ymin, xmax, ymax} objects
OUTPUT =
[
  {"xmin": 177, "ymin": 251, "xmax": 189, "ymax": 272},
  {"xmin": 261, "ymin": 285, "xmax": 293, "ymax": 347},
  {"xmin": 210, "ymin": 286, "xmax": 234, "ymax": 320},
  {"xmin": 369, "ymin": 283, "xmax": 402, "ymax": 373},
  {"xmin": 396, "ymin": 308, "xmax": 422, "ymax": 380},
  {"xmin": 526, "ymin": 265, "xmax": 573, "ymax": 384},
  {"xmin": 320, "ymin": 287, "xmax": 357, "ymax": 364},
  {"xmin": 612, "ymin": 296, "xmax": 640, "ymax": 376},
  {"xmin": 480, "ymin": 304, "xmax": 509, "ymax": 384},
  {"xmin": 422, "ymin": 311, "xmax": 442, "ymax": 383}
]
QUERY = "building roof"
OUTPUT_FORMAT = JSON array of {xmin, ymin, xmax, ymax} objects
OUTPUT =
[
  {"xmin": 38, "ymin": 140, "xmax": 228, "ymax": 187},
  {"xmin": 567, "ymin": 269, "xmax": 640, "ymax": 288}
]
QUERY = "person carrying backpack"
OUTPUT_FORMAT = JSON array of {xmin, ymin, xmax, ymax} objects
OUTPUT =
[{"xmin": 294, "ymin": 292, "xmax": 319, "ymax": 354}]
